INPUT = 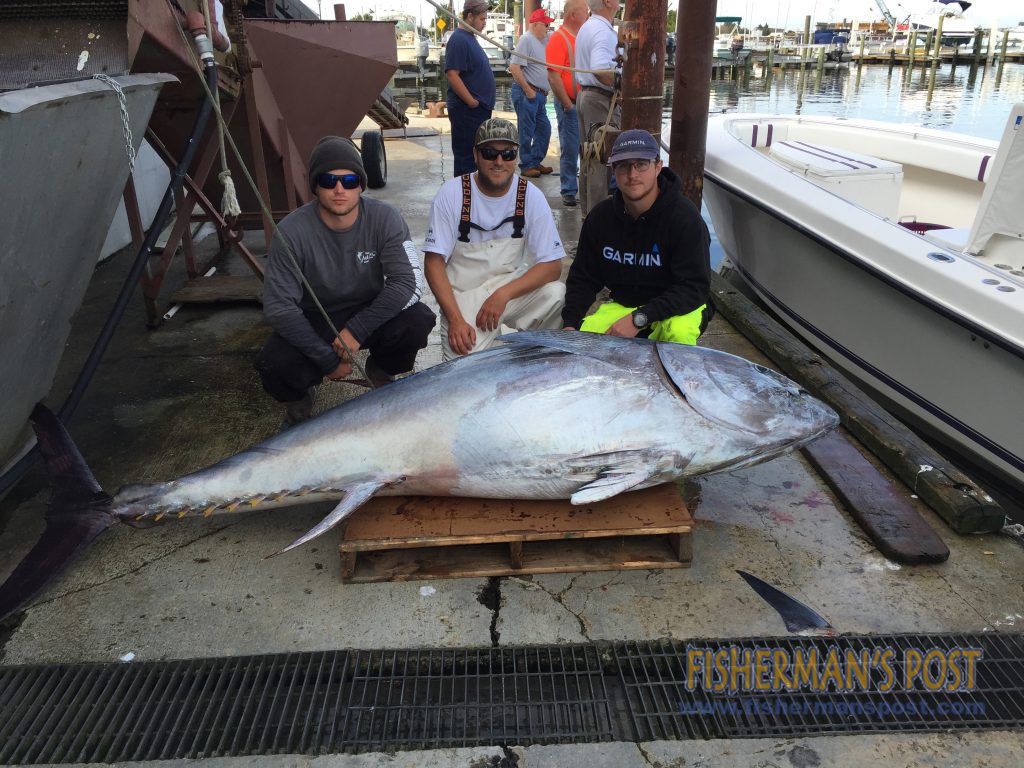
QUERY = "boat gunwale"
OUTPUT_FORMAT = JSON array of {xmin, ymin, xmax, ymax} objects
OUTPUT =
[{"xmin": 704, "ymin": 113, "xmax": 1024, "ymax": 354}]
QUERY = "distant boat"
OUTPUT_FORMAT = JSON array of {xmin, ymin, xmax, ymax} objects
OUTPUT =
[
  {"xmin": 900, "ymin": 0, "xmax": 978, "ymax": 45},
  {"xmin": 703, "ymin": 108, "xmax": 1024, "ymax": 493},
  {"xmin": 380, "ymin": 11, "xmax": 441, "ymax": 65}
]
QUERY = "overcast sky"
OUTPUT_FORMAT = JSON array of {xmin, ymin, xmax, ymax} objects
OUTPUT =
[{"xmin": 303, "ymin": 1, "xmax": 1022, "ymax": 29}]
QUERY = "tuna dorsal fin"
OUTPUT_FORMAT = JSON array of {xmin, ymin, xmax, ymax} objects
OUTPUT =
[
  {"xmin": 497, "ymin": 330, "xmax": 653, "ymax": 370},
  {"xmin": 265, "ymin": 479, "xmax": 385, "ymax": 558},
  {"xmin": 737, "ymin": 570, "xmax": 833, "ymax": 633}
]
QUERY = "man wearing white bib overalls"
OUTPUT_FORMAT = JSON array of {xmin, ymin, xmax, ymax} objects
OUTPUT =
[{"xmin": 424, "ymin": 118, "xmax": 566, "ymax": 361}]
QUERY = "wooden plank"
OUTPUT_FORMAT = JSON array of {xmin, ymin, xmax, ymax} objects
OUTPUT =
[
  {"xmin": 340, "ymin": 484, "xmax": 692, "ymax": 553},
  {"xmin": 711, "ymin": 272, "xmax": 1004, "ymax": 534},
  {"xmin": 339, "ymin": 535, "xmax": 689, "ymax": 583},
  {"xmin": 802, "ymin": 430, "xmax": 950, "ymax": 564},
  {"xmin": 169, "ymin": 275, "xmax": 263, "ymax": 304}
]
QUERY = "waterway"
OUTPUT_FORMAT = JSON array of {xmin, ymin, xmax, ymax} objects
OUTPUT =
[
  {"xmin": 399, "ymin": 61, "xmax": 1024, "ymax": 140},
  {"xmin": 397, "ymin": 62, "xmax": 1023, "ymax": 264}
]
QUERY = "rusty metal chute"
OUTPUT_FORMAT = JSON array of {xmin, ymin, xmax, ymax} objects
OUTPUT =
[{"xmin": 0, "ymin": 0, "xmax": 401, "ymax": 321}]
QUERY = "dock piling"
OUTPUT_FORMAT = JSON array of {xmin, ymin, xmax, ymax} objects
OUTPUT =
[{"xmin": 667, "ymin": 0, "xmax": 716, "ymax": 208}]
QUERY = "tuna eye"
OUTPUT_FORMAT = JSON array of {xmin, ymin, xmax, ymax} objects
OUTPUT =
[{"xmin": 754, "ymin": 364, "xmax": 771, "ymax": 374}]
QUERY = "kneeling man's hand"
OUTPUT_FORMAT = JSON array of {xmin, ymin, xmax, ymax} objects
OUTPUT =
[
  {"xmin": 448, "ymin": 317, "xmax": 477, "ymax": 356},
  {"xmin": 325, "ymin": 359, "xmax": 353, "ymax": 382},
  {"xmin": 606, "ymin": 315, "xmax": 640, "ymax": 338},
  {"xmin": 476, "ymin": 289, "xmax": 509, "ymax": 332}
]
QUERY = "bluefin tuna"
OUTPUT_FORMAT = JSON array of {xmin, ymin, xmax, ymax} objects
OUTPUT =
[{"xmin": 0, "ymin": 331, "xmax": 837, "ymax": 619}]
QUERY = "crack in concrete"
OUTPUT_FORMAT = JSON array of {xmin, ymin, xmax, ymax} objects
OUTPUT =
[
  {"xmin": 932, "ymin": 566, "xmax": 996, "ymax": 629},
  {"xmin": 534, "ymin": 574, "xmax": 591, "ymax": 641},
  {"xmin": 636, "ymin": 742, "xmax": 658, "ymax": 767},
  {"xmin": 477, "ymin": 576, "xmax": 503, "ymax": 647},
  {"xmin": 31, "ymin": 520, "xmax": 240, "ymax": 609},
  {"xmin": 498, "ymin": 744, "xmax": 521, "ymax": 767}
]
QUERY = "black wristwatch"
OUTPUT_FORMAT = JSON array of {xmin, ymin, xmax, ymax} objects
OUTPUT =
[{"xmin": 631, "ymin": 310, "xmax": 649, "ymax": 329}]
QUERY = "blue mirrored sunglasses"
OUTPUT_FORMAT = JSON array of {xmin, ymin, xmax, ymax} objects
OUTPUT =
[
  {"xmin": 317, "ymin": 172, "xmax": 361, "ymax": 190},
  {"xmin": 477, "ymin": 146, "xmax": 518, "ymax": 162}
]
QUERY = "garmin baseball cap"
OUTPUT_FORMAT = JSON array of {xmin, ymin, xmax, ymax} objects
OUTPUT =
[
  {"xmin": 475, "ymin": 118, "xmax": 520, "ymax": 146},
  {"xmin": 608, "ymin": 129, "xmax": 660, "ymax": 165},
  {"xmin": 529, "ymin": 8, "xmax": 555, "ymax": 24}
]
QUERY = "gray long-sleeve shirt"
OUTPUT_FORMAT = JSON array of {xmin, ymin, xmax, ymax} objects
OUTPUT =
[{"xmin": 263, "ymin": 198, "xmax": 424, "ymax": 374}]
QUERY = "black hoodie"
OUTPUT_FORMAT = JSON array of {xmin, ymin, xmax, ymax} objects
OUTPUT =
[{"xmin": 562, "ymin": 166, "xmax": 712, "ymax": 331}]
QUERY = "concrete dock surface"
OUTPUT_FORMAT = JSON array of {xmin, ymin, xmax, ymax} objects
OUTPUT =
[{"xmin": 1, "ymin": 113, "xmax": 1022, "ymax": 766}]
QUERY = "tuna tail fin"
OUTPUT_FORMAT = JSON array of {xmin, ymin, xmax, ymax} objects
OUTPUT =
[{"xmin": 0, "ymin": 405, "xmax": 115, "ymax": 620}]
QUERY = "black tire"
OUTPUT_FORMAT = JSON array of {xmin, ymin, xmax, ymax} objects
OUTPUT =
[{"xmin": 361, "ymin": 130, "xmax": 387, "ymax": 189}]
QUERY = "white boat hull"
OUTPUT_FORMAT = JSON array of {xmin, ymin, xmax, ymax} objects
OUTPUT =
[{"xmin": 703, "ymin": 113, "xmax": 1024, "ymax": 493}]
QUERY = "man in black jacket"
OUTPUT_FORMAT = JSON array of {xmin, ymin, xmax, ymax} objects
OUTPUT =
[{"xmin": 561, "ymin": 129, "xmax": 712, "ymax": 344}]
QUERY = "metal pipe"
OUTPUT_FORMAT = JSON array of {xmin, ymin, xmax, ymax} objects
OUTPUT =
[
  {"xmin": 619, "ymin": 0, "xmax": 667, "ymax": 136},
  {"xmin": 0, "ymin": 49, "xmax": 220, "ymax": 499},
  {"xmin": 667, "ymin": 0, "xmax": 716, "ymax": 208}
]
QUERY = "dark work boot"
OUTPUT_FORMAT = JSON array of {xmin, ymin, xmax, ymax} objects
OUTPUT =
[
  {"xmin": 364, "ymin": 357, "xmax": 398, "ymax": 388},
  {"xmin": 280, "ymin": 387, "xmax": 315, "ymax": 431}
]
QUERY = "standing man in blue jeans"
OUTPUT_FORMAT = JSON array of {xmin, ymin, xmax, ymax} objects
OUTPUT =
[
  {"xmin": 445, "ymin": 0, "xmax": 496, "ymax": 177},
  {"xmin": 509, "ymin": 8, "xmax": 555, "ymax": 178},
  {"xmin": 545, "ymin": 0, "xmax": 587, "ymax": 206}
]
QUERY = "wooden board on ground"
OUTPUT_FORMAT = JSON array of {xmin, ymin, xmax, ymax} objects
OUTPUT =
[
  {"xmin": 169, "ymin": 275, "xmax": 262, "ymax": 304},
  {"xmin": 803, "ymin": 430, "xmax": 950, "ymax": 564},
  {"xmin": 338, "ymin": 484, "xmax": 693, "ymax": 582},
  {"xmin": 711, "ymin": 272, "xmax": 1003, "ymax": 534}
]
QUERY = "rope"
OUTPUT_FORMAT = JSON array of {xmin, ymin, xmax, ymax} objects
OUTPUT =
[
  {"xmin": 165, "ymin": 0, "xmax": 371, "ymax": 385},
  {"xmin": 200, "ymin": 0, "xmax": 241, "ymax": 220}
]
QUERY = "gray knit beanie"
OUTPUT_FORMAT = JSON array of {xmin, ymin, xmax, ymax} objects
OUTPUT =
[{"xmin": 308, "ymin": 136, "xmax": 366, "ymax": 192}]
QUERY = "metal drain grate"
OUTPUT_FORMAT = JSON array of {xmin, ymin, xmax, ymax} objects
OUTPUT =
[
  {"xmin": 0, "ymin": 646, "xmax": 614, "ymax": 764},
  {"xmin": 615, "ymin": 634, "xmax": 1024, "ymax": 740},
  {"xmin": 3, "ymin": 634, "xmax": 1024, "ymax": 763}
]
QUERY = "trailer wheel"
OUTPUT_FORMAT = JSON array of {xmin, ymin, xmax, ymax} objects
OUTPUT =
[{"xmin": 361, "ymin": 131, "xmax": 387, "ymax": 189}]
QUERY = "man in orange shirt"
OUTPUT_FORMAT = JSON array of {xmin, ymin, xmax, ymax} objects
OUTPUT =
[{"xmin": 545, "ymin": 0, "xmax": 588, "ymax": 207}]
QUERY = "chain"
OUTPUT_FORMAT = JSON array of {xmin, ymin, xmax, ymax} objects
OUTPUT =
[{"xmin": 93, "ymin": 74, "xmax": 137, "ymax": 172}]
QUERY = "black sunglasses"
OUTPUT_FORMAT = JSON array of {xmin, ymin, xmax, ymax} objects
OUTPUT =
[
  {"xmin": 317, "ymin": 172, "xmax": 361, "ymax": 190},
  {"xmin": 476, "ymin": 146, "xmax": 518, "ymax": 162}
]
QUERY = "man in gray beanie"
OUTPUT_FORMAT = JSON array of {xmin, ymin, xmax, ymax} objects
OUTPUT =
[{"xmin": 255, "ymin": 136, "xmax": 436, "ymax": 428}]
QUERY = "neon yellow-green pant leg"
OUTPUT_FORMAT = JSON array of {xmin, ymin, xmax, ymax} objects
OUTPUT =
[{"xmin": 579, "ymin": 301, "xmax": 706, "ymax": 345}]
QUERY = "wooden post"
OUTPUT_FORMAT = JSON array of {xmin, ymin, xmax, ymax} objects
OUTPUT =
[
  {"xmin": 997, "ymin": 29, "xmax": 1009, "ymax": 81},
  {"xmin": 972, "ymin": 27, "xmax": 983, "ymax": 66},
  {"xmin": 619, "ymin": 0, "xmax": 666, "ymax": 137},
  {"xmin": 932, "ymin": 15, "xmax": 944, "ymax": 63},
  {"xmin": 816, "ymin": 45, "xmax": 825, "ymax": 76},
  {"xmin": 906, "ymin": 25, "xmax": 916, "ymax": 79},
  {"xmin": 858, "ymin": 33, "xmax": 865, "ymax": 67},
  {"xmin": 765, "ymin": 47, "xmax": 774, "ymax": 85},
  {"xmin": 926, "ymin": 15, "xmax": 943, "ymax": 104},
  {"xmin": 667, "ymin": 0, "xmax": 716, "ymax": 209}
]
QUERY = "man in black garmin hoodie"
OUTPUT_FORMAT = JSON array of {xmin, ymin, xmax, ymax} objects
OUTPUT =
[{"xmin": 561, "ymin": 129, "xmax": 712, "ymax": 344}]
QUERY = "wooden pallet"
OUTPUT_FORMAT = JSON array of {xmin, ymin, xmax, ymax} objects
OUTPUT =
[{"xmin": 338, "ymin": 485, "xmax": 693, "ymax": 583}]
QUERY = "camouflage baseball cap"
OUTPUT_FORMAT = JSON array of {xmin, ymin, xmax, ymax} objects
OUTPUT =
[{"xmin": 475, "ymin": 118, "xmax": 519, "ymax": 147}]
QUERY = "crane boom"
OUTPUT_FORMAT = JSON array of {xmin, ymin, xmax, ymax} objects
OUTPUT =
[{"xmin": 874, "ymin": 0, "xmax": 897, "ymax": 27}]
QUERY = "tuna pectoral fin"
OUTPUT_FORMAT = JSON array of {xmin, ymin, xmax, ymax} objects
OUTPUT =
[
  {"xmin": 0, "ymin": 405, "xmax": 115, "ymax": 620},
  {"xmin": 570, "ymin": 470, "xmax": 654, "ymax": 505},
  {"xmin": 266, "ymin": 479, "xmax": 385, "ymax": 558}
]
